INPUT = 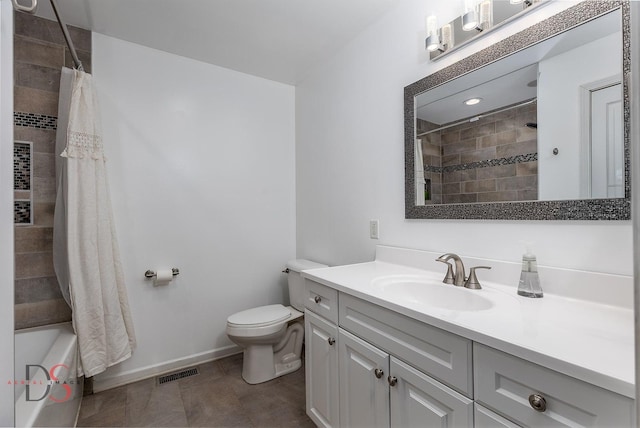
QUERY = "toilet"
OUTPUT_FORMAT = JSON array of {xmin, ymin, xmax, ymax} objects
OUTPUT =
[{"xmin": 226, "ymin": 259, "xmax": 327, "ymax": 384}]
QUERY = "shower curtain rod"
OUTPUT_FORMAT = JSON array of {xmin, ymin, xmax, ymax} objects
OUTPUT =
[
  {"xmin": 12, "ymin": 0, "xmax": 84, "ymax": 71},
  {"xmin": 49, "ymin": 0, "xmax": 84, "ymax": 71}
]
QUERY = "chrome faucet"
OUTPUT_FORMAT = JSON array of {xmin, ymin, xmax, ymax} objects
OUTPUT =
[
  {"xmin": 436, "ymin": 253, "xmax": 466, "ymax": 287},
  {"xmin": 436, "ymin": 253, "xmax": 492, "ymax": 289}
]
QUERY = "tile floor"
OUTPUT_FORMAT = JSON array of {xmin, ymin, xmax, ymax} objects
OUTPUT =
[{"xmin": 77, "ymin": 353, "xmax": 315, "ymax": 427}]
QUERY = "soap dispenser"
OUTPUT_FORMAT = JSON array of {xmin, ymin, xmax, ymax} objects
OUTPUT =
[{"xmin": 517, "ymin": 244, "xmax": 543, "ymax": 298}]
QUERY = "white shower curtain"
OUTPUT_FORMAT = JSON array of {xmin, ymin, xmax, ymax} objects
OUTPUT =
[{"xmin": 53, "ymin": 68, "xmax": 136, "ymax": 377}]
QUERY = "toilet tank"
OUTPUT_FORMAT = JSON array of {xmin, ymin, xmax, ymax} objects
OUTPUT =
[{"xmin": 286, "ymin": 259, "xmax": 328, "ymax": 311}]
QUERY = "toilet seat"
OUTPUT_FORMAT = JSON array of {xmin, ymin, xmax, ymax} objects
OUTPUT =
[
  {"xmin": 227, "ymin": 304, "xmax": 295, "ymax": 338},
  {"xmin": 227, "ymin": 304, "xmax": 291, "ymax": 327}
]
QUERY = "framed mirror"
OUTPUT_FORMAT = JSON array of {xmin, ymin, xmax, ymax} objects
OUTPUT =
[{"xmin": 404, "ymin": 1, "xmax": 631, "ymax": 220}]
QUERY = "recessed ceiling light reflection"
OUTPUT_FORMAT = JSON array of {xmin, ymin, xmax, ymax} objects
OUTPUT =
[{"xmin": 464, "ymin": 98, "xmax": 482, "ymax": 106}]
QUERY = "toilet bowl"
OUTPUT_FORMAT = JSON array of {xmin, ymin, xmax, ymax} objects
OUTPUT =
[{"xmin": 226, "ymin": 259, "xmax": 327, "ymax": 384}]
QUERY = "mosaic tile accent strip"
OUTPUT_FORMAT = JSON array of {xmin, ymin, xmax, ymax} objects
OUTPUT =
[
  {"xmin": 404, "ymin": 1, "xmax": 631, "ymax": 220},
  {"xmin": 14, "ymin": 142, "xmax": 31, "ymax": 190},
  {"xmin": 14, "ymin": 111, "xmax": 57, "ymax": 130},
  {"xmin": 425, "ymin": 153, "xmax": 538, "ymax": 174},
  {"xmin": 14, "ymin": 200, "xmax": 31, "ymax": 224}
]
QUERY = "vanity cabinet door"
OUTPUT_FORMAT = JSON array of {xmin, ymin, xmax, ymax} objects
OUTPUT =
[
  {"xmin": 338, "ymin": 328, "xmax": 390, "ymax": 428},
  {"xmin": 389, "ymin": 357, "xmax": 473, "ymax": 428},
  {"xmin": 305, "ymin": 310, "xmax": 339, "ymax": 428}
]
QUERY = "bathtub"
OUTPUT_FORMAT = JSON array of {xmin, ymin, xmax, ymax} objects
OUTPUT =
[{"xmin": 14, "ymin": 323, "xmax": 82, "ymax": 427}]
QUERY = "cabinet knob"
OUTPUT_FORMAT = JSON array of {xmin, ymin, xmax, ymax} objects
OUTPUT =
[
  {"xmin": 374, "ymin": 369, "xmax": 384, "ymax": 379},
  {"xmin": 314, "ymin": 295, "xmax": 322, "ymax": 304},
  {"xmin": 327, "ymin": 337, "xmax": 335, "ymax": 346},
  {"xmin": 387, "ymin": 376, "xmax": 397, "ymax": 386},
  {"xmin": 528, "ymin": 394, "xmax": 547, "ymax": 412}
]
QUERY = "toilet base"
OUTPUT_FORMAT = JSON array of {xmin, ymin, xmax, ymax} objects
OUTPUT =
[
  {"xmin": 275, "ymin": 356, "xmax": 302, "ymax": 378},
  {"xmin": 239, "ymin": 320, "xmax": 304, "ymax": 384},
  {"xmin": 241, "ymin": 346, "xmax": 303, "ymax": 384}
]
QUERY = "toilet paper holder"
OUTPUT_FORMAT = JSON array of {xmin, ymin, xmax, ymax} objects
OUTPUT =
[{"xmin": 144, "ymin": 268, "xmax": 180, "ymax": 279}]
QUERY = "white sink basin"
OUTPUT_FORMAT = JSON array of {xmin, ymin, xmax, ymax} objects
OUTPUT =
[{"xmin": 371, "ymin": 274, "xmax": 494, "ymax": 312}]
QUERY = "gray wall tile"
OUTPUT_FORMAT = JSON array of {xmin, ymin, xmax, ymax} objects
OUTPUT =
[
  {"xmin": 14, "ymin": 126, "xmax": 56, "ymax": 153},
  {"xmin": 13, "ymin": 11, "xmax": 92, "ymax": 328},
  {"xmin": 15, "ymin": 86, "xmax": 59, "ymax": 116},
  {"xmin": 15, "ymin": 62, "xmax": 62, "ymax": 93},
  {"xmin": 15, "ymin": 251, "xmax": 55, "ymax": 279},
  {"xmin": 15, "ymin": 226, "xmax": 53, "ymax": 252},
  {"xmin": 462, "ymin": 178, "xmax": 496, "ymax": 193},
  {"xmin": 15, "ymin": 276, "xmax": 62, "ymax": 304},
  {"xmin": 14, "ymin": 36, "xmax": 64, "ymax": 69},
  {"xmin": 477, "ymin": 191, "xmax": 519, "ymax": 202}
]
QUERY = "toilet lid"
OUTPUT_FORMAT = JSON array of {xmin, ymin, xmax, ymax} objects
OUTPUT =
[{"xmin": 227, "ymin": 304, "xmax": 291, "ymax": 327}]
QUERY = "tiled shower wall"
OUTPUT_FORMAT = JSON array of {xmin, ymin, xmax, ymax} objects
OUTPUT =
[
  {"xmin": 14, "ymin": 12, "xmax": 91, "ymax": 330},
  {"xmin": 418, "ymin": 102, "xmax": 538, "ymax": 204}
]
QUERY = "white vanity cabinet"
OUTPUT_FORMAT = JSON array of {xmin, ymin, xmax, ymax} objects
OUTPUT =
[
  {"xmin": 339, "ymin": 324, "xmax": 473, "ymax": 428},
  {"xmin": 474, "ymin": 404, "xmax": 520, "ymax": 428},
  {"xmin": 304, "ymin": 277, "xmax": 633, "ymax": 427},
  {"xmin": 338, "ymin": 328, "xmax": 389, "ymax": 427},
  {"xmin": 304, "ymin": 281, "xmax": 340, "ymax": 428},
  {"xmin": 339, "ymin": 293, "xmax": 473, "ymax": 397},
  {"xmin": 305, "ymin": 310, "xmax": 339, "ymax": 428},
  {"xmin": 338, "ymin": 292, "xmax": 474, "ymax": 428},
  {"xmin": 390, "ymin": 356, "xmax": 473, "ymax": 427},
  {"xmin": 474, "ymin": 343, "xmax": 635, "ymax": 427},
  {"xmin": 306, "ymin": 279, "xmax": 474, "ymax": 428}
]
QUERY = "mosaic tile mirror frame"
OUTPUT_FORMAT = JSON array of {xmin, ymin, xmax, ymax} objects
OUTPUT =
[{"xmin": 404, "ymin": 1, "xmax": 632, "ymax": 220}]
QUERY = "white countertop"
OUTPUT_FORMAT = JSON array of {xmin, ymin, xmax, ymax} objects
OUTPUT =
[{"xmin": 302, "ymin": 252, "xmax": 634, "ymax": 399}]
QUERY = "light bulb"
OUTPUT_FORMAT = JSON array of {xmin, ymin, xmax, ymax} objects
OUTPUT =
[
  {"xmin": 462, "ymin": 9, "xmax": 478, "ymax": 31},
  {"xmin": 426, "ymin": 35, "xmax": 440, "ymax": 52},
  {"xmin": 425, "ymin": 14, "xmax": 440, "ymax": 52},
  {"xmin": 441, "ymin": 23, "xmax": 453, "ymax": 48},
  {"xmin": 426, "ymin": 14, "xmax": 438, "ymax": 37},
  {"xmin": 479, "ymin": 0, "xmax": 492, "ymax": 30}
]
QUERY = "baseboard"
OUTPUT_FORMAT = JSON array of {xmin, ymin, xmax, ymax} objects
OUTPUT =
[{"xmin": 92, "ymin": 344, "xmax": 242, "ymax": 393}]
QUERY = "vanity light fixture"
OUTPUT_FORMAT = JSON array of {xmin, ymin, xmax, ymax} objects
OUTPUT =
[
  {"xmin": 441, "ymin": 23, "xmax": 454, "ymax": 50},
  {"xmin": 425, "ymin": 14, "xmax": 442, "ymax": 52},
  {"xmin": 427, "ymin": 0, "xmax": 545, "ymax": 61},
  {"xmin": 464, "ymin": 97, "xmax": 482, "ymax": 106},
  {"xmin": 462, "ymin": 11, "xmax": 478, "ymax": 31},
  {"xmin": 511, "ymin": 0, "xmax": 533, "ymax": 5},
  {"xmin": 462, "ymin": 0, "xmax": 480, "ymax": 31},
  {"xmin": 479, "ymin": 0, "xmax": 492, "ymax": 30},
  {"xmin": 464, "ymin": 0, "xmax": 492, "ymax": 32}
]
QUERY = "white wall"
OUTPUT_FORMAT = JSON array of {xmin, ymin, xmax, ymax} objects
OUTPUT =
[
  {"xmin": 296, "ymin": 0, "xmax": 632, "ymax": 276},
  {"xmin": 92, "ymin": 33, "xmax": 296, "ymax": 388},
  {"xmin": 538, "ymin": 32, "xmax": 621, "ymax": 200},
  {"xmin": 0, "ymin": 1, "xmax": 13, "ymax": 424}
]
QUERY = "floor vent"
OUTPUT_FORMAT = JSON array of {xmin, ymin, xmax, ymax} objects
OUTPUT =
[{"xmin": 157, "ymin": 367, "xmax": 199, "ymax": 385}]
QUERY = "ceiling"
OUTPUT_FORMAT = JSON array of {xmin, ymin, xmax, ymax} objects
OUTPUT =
[{"xmin": 32, "ymin": 0, "xmax": 397, "ymax": 85}]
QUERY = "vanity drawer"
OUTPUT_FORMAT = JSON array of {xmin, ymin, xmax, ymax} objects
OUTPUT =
[
  {"xmin": 474, "ymin": 343, "xmax": 634, "ymax": 427},
  {"xmin": 474, "ymin": 403, "xmax": 519, "ymax": 428},
  {"xmin": 304, "ymin": 280, "xmax": 338, "ymax": 324},
  {"xmin": 339, "ymin": 293, "xmax": 473, "ymax": 397}
]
